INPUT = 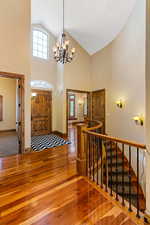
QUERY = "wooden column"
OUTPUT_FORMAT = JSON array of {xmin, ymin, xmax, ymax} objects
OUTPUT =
[{"xmin": 76, "ymin": 123, "xmax": 87, "ymax": 176}]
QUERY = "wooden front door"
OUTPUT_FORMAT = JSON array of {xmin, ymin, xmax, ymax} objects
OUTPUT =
[
  {"xmin": 92, "ymin": 89, "xmax": 105, "ymax": 133},
  {"xmin": 31, "ymin": 90, "xmax": 52, "ymax": 136}
]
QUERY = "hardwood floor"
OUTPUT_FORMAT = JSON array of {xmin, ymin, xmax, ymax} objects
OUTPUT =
[{"xmin": 0, "ymin": 135, "xmax": 145, "ymax": 224}]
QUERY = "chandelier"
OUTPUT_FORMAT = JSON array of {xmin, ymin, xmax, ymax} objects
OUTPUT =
[{"xmin": 53, "ymin": 0, "xmax": 76, "ymax": 64}]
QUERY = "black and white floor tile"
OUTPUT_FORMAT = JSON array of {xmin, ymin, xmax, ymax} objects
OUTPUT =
[{"xmin": 31, "ymin": 134, "xmax": 71, "ymax": 151}]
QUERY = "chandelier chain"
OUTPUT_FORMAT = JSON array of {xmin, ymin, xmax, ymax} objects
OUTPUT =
[{"xmin": 53, "ymin": 0, "xmax": 76, "ymax": 64}]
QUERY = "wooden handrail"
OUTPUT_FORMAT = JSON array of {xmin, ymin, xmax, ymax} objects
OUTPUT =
[
  {"xmin": 83, "ymin": 130, "xmax": 146, "ymax": 150},
  {"xmin": 85, "ymin": 120, "xmax": 103, "ymax": 131}
]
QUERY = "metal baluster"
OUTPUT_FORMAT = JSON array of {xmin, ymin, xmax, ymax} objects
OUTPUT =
[
  {"xmin": 89, "ymin": 135, "xmax": 91, "ymax": 179},
  {"xmin": 116, "ymin": 142, "xmax": 119, "ymax": 201},
  {"xmin": 92, "ymin": 135, "xmax": 95, "ymax": 182},
  {"xmin": 129, "ymin": 146, "xmax": 132, "ymax": 212},
  {"xmin": 136, "ymin": 148, "xmax": 140, "ymax": 218},
  {"xmin": 122, "ymin": 144, "xmax": 125, "ymax": 206},
  {"xmin": 110, "ymin": 141, "xmax": 113, "ymax": 196},
  {"xmin": 105, "ymin": 139, "xmax": 108, "ymax": 192},
  {"xmin": 96, "ymin": 136, "xmax": 99, "ymax": 185}
]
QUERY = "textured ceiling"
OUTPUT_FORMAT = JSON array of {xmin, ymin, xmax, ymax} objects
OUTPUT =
[{"xmin": 32, "ymin": 0, "xmax": 137, "ymax": 55}]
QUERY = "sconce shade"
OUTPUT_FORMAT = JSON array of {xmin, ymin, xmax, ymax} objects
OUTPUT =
[
  {"xmin": 133, "ymin": 116, "xmax": 144, "ymax": 126},
  {"xmin": 32, "ymin": 93, "xmax": 37, "ymax": 97},
  {"xmin": 116, "ymin": 100, "xmax": 124, "ymax": 108}
]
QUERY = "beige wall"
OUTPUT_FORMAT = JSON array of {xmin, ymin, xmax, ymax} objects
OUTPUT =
[
  {"xmin": 64, "ymin": 34, "xmax": 91, "ymax": 91},
  {"xmin": 61, "ymin": 35, "xmax": 91, "ymax": 133},
  {"xmin": 0, "ymin": 78, "xmax": 16, "ymax": 131},
  {"xmin": 0, "ymin": 0, "xmax": 31, "ymax": 148},
  {"xmin": 31, "ymin": 25, "xmax": 58, "ymax": 131},
  {"xmin": 110, "ymin": 0, "xmax": 146, "ymax": 143},
  {"xmin": 91, "ymin": 44, "xmax": 112, "ymax": 133},
  {"xmin": 91, "ymin": 0, "xmax": 146, "ymax": 144},
  {"xmin": 91, "ymin": 0, "xmax": 146, "ymax": 192}
]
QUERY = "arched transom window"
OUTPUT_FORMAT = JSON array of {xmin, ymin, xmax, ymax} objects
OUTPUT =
[{"xmin": 32, "ymin": 29, "xmax": 49, "ymax": 60}]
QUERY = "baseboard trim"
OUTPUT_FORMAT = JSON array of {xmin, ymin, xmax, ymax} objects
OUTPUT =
[
  {"xmin": 0, "ymin": 129, "xmax": 16, "ymax": 133},
  {"xmin": 145, "ymin": 212, "xmax": 150, "ymax": 224},
  {"xmin": 53, "ymin": 131, "xmax": 67, "ymax": 139},
  {"xmin": 25, "ymin": 148, "xmax": 33, "ymax": 153}
]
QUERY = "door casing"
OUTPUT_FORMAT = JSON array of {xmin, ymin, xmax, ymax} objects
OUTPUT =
[
  {"xmin": 66, "ymin": 88, "xmax": 106, "ymax": 137},
  {"xmin": 92, "ymin": 89, "xmax": 106, "ymax": 133},
  {"xmin": 0, "ymin": 71, "xmax": 25, "ymax": 154}
]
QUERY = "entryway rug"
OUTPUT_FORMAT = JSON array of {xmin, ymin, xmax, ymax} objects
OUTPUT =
[{"xmin": 31, "ymin": 134, "xmax": 71, "ymax": 151}]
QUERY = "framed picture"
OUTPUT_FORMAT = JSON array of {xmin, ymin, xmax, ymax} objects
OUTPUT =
[{"xmin": 0, "ymin": 95, "xmax": 3, "ymax": 121}]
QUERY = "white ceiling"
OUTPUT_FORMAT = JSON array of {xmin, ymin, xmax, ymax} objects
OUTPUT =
[{"xmin": 32, "ymin": 0, "xmax": 137, "ymax": 55}]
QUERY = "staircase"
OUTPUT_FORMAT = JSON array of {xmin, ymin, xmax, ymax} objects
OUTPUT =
[
  {"xmin": 105, "ymin": 141, "xmax": 146, "ymax": 212},
  {"xmin": 76, "ymin": 120, "xmax": 146, "ymax": 219}
]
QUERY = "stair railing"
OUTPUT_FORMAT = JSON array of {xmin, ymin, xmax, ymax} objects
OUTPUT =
[{"xmin": 76, "ymin": 120, "xmax": 146, "ymax": 219}]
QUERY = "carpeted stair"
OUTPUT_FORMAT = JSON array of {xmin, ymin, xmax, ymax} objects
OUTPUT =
[{"xmin": 105, "ymin": 141, "xmax": 146, "ymax": 212}]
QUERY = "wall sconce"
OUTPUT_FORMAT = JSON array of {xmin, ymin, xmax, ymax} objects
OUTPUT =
[
  {"xmin": 116, "ymin": 99, "xmax": 124, "ymax": 108},
  {"xmin": 78, "ymin": 100, "xmax": 84, "ymax": 105},
  {"xmin": 133, "ymin": 115, "xmax": 144, "ymax": 126},
  {"xmin": 31, "ymin": 93, "xmax": 37, "ymax": 98}
]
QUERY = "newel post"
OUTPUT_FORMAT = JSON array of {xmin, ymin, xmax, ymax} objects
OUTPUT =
[{"xmin": 76, "ymin": 123, "xmax": 87, "ymax": 176}]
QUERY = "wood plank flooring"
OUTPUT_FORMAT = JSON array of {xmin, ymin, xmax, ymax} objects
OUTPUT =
[{"xmin": 0, "ymin": 132, "xmax": 145, "ymax": 225}]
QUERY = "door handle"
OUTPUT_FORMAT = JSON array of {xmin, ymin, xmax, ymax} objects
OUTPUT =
[{"xmin": 16, "ymin": 122, "xmax": 21, "ymax": 126}]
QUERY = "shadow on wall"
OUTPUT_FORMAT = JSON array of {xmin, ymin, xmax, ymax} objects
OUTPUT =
[{"xmin": 31, "ymin": 80, "xmax": 53, "ymax": 90}]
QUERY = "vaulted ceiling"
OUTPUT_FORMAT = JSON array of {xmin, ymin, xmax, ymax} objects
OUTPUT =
[{"xmin": 32, "ymin": 0, "xmax": 137, "ymax": 55}]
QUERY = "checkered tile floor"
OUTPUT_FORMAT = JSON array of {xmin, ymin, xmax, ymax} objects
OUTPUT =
[{"xmin": 31, "ymin": 134, "xmax": 71, "ymax": 151}]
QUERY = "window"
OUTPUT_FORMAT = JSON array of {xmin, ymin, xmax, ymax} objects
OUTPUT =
[
  {"xmin": 32, "ymin": 29, "xmax": 49, "ymax": 60},
  {"xmin": 69, "ymin": 94, "xmax": 76, "ymax": 120},
  {"xmin": 83, "ymin": 95, "xmax": 88, "ymax": 116}
]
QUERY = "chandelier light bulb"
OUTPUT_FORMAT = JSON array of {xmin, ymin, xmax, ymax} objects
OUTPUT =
[
  {"xmin": 53, "ymin": 47, "xmax": 57, "ymax": 53},
  {"xmin": 63, "ymin": 44, "xmax": 66, "ymax": 50},
  {"xmin": 72, "ymin": 48, "xmax": 75, "ymax": 54},
  {"xmin": 56, "ymin": 42, "xmax": 59, "ymax": 47},
  {"xmin": 65, "ymin": 40, "xmax": 69, "ymax": 46}
]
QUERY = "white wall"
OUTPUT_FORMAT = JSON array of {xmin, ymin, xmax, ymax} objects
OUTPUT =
[
  {"xmin": 0, "ymin": 78, "xmax": 16, "ymax": 131},
  {"xmin": 0, "ymin": 0, "xmax": 31, "ymax": 148}
]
